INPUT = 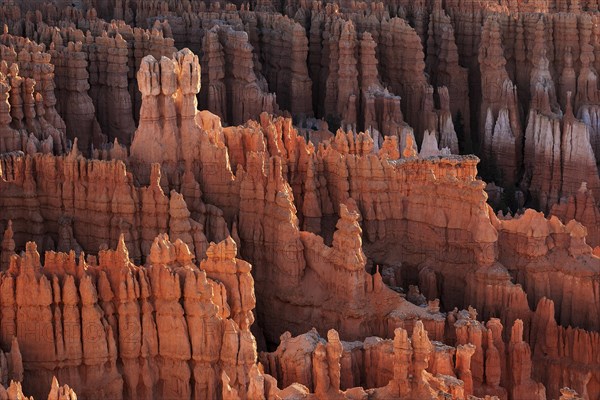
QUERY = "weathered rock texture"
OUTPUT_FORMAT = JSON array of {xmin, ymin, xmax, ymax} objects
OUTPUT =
[
  {"xmin": 0, "ymin": 33, "xmax": 68, "ymax": 155},
  {"xmin": 0, "ymin": 1, "xmax": 600, "ymax": 400}
]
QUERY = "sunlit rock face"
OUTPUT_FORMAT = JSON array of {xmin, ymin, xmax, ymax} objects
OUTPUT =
[{"xmin": 0, "ymin": 1, "xmax": 599, "ymax": 399}]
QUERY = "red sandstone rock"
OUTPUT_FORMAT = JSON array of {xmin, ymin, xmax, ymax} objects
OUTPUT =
[
  {"xmin": 508, "ymin": 320, "xmax": 546, "ymax": 400},
  {"xmin": 1, "ymin": 2, "xmax": 600, "ymax": 400},
  {"xmin": 50, "ymin": 40, "xmax": 106, "ymax": 153},
  {"xmin": 551, "ymin": 181, "xmax": 600, "ymax": 246}
]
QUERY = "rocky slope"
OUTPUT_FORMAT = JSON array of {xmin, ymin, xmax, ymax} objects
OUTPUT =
[{"xmin": 0, "ymin": 1, "xmax": 598, "ymax": 400}]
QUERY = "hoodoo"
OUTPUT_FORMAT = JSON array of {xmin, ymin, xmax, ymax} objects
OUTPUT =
[{"xmin": 0, "ymin": 1, "xmax": 598, "ymax": 399}]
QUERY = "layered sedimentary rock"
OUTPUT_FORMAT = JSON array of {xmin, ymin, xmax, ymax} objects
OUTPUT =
[
  {"xmin": 1, "ymin": 1, "xmax": 463, "ymax": 149},
  {"xmin": 0, "ymin": 233, "xmax": 260, "ymax": 399},
  {"xmin": 530, "ymin": 297, "xmax": 600, "ymax": 399},
  {"xmin": 254, "ymin": 13, "xmax": 312, "ymax": 118},
  {"xmin": 0, "ymin": 34, "xmax": 68, "ymax": 154},
  {"xmin": 495, "ymin": 209, "xmax": 600, "ymax": 333},
  {"xmin": 200, "ymin": 28, "xmax": 227, "ymax": 119},
  {"xmin": 0, "ymin": 31, "xmax": 65, "ymax": 136},
  {"xmin": 358, "ymin": 31, "xmax": 406, "ymax": 140},
  {"xmin": 550, "ymin": 181, "xmax": 600, "ymax": 247},
  {"xmin": 130, "ymin": 49, "xmax": 203, "ymax": 176},
  {"xmin": 0, "ymin": 149, "xmax": 229, "ymax": 265},
  {"xmin": 3, "ymin": 37, "xmax": 592, "ymax": 400},
  {"xmin": 50, "ymin": 40, "xmax": 105, "ymax": 153},
  {"xmin": 478, "ymin": 17, "xmax": 521, "ymax": 186},
  {"xmin": 379, "ymin": 17, "xmax": 430, "ymax": 142},
  {"xmin": 201, "ymin": 23, "xmax": 279, "ymax": 126},
  {"xmin": 523, "ymin": 99, "xmax": 600, "ymax": 212},
  {"xmin": 1, "ymin": 1, "xmax": 600, "ymax": 400},
  {"xmin": 262, "ymin": 322, "xmax": 473, "ymax": 398},
  {"xmin": 87, "ymin": 32, "xmax": 136, "ymax": 145},
  {"xmin": 426, "ymin": 7, "xmax": 470, "ymax": 150}
]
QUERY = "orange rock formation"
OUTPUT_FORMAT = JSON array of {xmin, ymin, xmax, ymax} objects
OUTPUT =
[{"xmin": 0, "ymin": 1, "xmax": 599, "ymax": 400}]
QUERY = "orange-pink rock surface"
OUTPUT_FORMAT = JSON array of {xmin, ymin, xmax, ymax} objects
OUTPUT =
[{"xmin": 0, "ymin": 1, "xmax": 599, "ymax": 400}]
